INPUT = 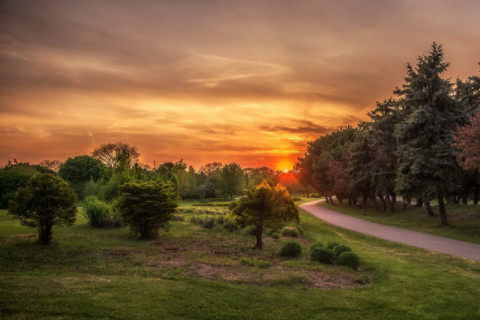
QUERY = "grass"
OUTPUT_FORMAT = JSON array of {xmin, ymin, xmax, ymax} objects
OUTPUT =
[
  {"xmin": 0, "ymin": 199, "xmax": 479, "ymax": 319},
  {"xmin": 318, "ymin": 200, "xmax": 480, "ymax": 244}
]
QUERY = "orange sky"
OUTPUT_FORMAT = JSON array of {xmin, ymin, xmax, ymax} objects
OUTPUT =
[{"xmin": 1, "ymin": 0, "xmax": 480, "ymax": 171}]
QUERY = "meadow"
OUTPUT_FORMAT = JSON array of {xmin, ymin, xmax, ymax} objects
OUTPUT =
[{"xmin": 1, "ymin": 199, "xmax": 479, "ymax": 319}]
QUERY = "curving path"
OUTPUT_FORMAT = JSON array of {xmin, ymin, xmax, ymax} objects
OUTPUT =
[{"xmin": 300, "ymin": 200, "xmax": 480, "ymax": 261}]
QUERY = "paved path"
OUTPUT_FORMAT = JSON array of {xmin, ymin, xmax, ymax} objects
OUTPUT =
[{"xmin": 299, "ymin": 200, "xmax": 480, "ymax": 261}]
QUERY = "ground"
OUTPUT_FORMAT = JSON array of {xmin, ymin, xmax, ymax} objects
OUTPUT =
[{"xmin": 0, "ymin": 198, "xmax": 479, "ymax": 319}]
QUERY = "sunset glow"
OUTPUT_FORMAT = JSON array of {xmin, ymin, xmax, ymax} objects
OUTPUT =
[{"xmin": 1, "ymin": 1, "xmax": 480, "ymax": 169}]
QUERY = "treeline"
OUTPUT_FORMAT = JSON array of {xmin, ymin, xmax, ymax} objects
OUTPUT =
[
  {"xmin": 295, "ymin": 43, "xmax": 480, "ymax": 226},
  {"xmin": 0, "ymin": 143, "xmax": 307, "ymax": 208}
]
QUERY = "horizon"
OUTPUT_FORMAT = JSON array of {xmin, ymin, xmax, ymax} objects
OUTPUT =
[{"xmin": 1, "ymin": 0, "xmax": 480, "ymax": 171}]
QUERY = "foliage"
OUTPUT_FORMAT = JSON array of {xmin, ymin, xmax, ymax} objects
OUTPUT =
[
  {"xmin": 453, "ymin": 109, "xmax": 480, "ymax": 171},
  {"xmin": 326, "ymin": 241, "xmax": 340, "ymax": 250},
  {"xmin": 221, "ymin": 162, "xmax": 246, "ymax": 200},
  {"xmin": 118, "ymin": 180, "xmax": 177, "ymax": 239},
  {"xmin": 58, "ymin": 155, "xmax": 105, "ymax": 199},
  {"xmin": 394, "ymin": 43, "xmax": 465, "ymax": 225},
  {"xmin": 333, "ymin": 244, "xmax": 352, "ymax": 257},
  {"xmin": 281, "ymin": 226, "xmax": 300, "ymax": 238},
  {"xmin": 310, "ymin": 247, "xmax": 334, "ymax": 264},
  {"xmin": 309, "ymin": 242, "xmax": 324, "ymax": 252},
  {"xmin": 231, "ymin": 180, "xmax": 299, "ymax": 249},
  {"xmin": 0, "ymin": 161, "xmax": 54, "ymax": 209},
  {"xmin": 337, "ymin": 252, "xmax": 360, "ymax": 269},
  {"xmin": 279, "ymin": 241, "xmax": 302, "ymax": 258},
  {"xmin": 92, "ymin": 142, "xmax": 140, "ymax": 171},
  {"xmin": 82, "ymin": 196, "xmax": 121, "ymax": 228},
  {"xmin": 8, "ymin": 173, "xmax": 76, "ymax": 244}
]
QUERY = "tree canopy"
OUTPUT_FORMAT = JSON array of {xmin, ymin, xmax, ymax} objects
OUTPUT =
[
  {"xmin": 8, "ymin": 173, "xmax": 77, "ymax": 244},
  {"xmin": 231, "ymin": 180, "xmax": 299, "ymax": 249}
]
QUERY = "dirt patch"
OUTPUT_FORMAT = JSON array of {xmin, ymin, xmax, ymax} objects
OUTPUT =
[{"xmin": 450, "ymin": 211, "xmax": 480, "ymax": 222}]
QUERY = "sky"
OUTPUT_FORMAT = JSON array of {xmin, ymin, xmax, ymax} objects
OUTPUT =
[{"xmin": 1, "ymin": 0, "xmax": 480, "ymax": 171}]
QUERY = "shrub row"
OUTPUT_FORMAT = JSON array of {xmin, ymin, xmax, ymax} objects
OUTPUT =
[
  {"xmin": 189, "ymin": 215, "xmax": 238, "ymax": 232},
  {"xmin": 309, "ymin": 241, "xmax": 360, "ymax": 269}
]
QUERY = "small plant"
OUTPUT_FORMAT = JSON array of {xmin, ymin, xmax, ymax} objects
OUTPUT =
[
  {"xmin": 333, "ymin": 244, "xmax": 352, "ymax": 257},
  {"xmin": 281, "ymin": 226, "xmax": 300, "ymax": 238},
  {"xmin": 279, "ymin": 241, "xmax": 302, "ymax": 258},
  {"xmin": 240, "ymin": 257, "xmax": 272, "ymax": 268},
  {"xmin": 83, "ymin": 196, "xmax": 111, "ymax": 228},
  {"xmin": 338, "ymin": 252, "xmax": 360, "ymax": 269},
  {"xmin": 223, "ymin": 219, "xmax": 238, "ymax": 232},
  {"xmin": 310, "ymin": 247, "xmax": 334, "ymax": 264},
  {"xmin": 271, "ymin": 232, "xmax": 280, "ymax": 239},
  {"xmin": 202, "ymin": 216, "xmax": 216, "ymax": 229},
  {"xmin": 326, "ymin": 241, "xmax": 340, "ymax": 250}
]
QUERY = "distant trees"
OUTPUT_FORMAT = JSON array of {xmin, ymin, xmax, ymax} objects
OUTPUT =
[
  {"xmin": 92, "ymin": 142, "xmax": 140, "ymax": 171},
  {"xmin": 8, "ymin": 173, "xmax": 77, "ymax": 244},
  {"xmin": 231, "ymin": 180, "xmax": 299, "ymax": 249},
  {"xmin": 117, "ymin": 180, "xmax": 177, "ymax": 239},
  {"xmin": 221, "ymin": 163, "xmax": 246, "ymax": 200},
  {"xmin": 295, "ymin": 43, "xmax": 480, "ymax": 224},
  {"xmin": 0, "ymin": 161, "xmax": 55, "ymax": 208},
  {"xmin": 58, "ymin": 155, "xmax": 106, "ymax": 199}
]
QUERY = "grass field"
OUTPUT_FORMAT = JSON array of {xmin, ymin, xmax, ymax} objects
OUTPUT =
[
  {"xmin": 319, "ymin": 201, "xmax": 480, "ymax": 244},
  {"xmin": 1, "ymin": 199, "xmax": 480, "ymax": 319}
]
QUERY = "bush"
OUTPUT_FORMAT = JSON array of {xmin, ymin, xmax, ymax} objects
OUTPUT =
[
  {"xmin": 271, "ymin": 232, "xmax": 280, "ymax": 239},
  {"xmin": 338, "ymin": 252, "xmax": 360, "ymax": 269},
  {"xmin": 333, "ymin": 244, "xmax": 352, "ymax": 257},
  {"xmin": 223, "ymin": 219, "xmax": 238, "ymax": 232},
  {"xmin": 118, "ymin": 180, "xmax": 177, "ymax": 239},
  {"xmin": 83, "ymin": 196, "xmax": 122, "ymax": 228},
  {"xmin": 202, "ymin": 216, "xmax": 216, "ymax": 229},
  {"xmin": 326, "ymin": 241, "xmax": 340, "ymax": 250},
  {"xmin": 279, "ymin": 241, "xmax": 302, "ymax": 258},
  {"xmin": 281, "ymin": 226, "xmax": 300, "ymax": 238},
  {"xmin": 309, "ymin": 242, "xmax": 324, "ymax": 252},
  {"xmin": 310, "ymin": 247, "xmax": 334, "ymax": 264}
]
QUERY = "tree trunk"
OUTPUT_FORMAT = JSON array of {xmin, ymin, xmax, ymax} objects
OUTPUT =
[
  {"xmin": 474, "ymin": 170, "xmax": 479, "ymax": 205},
  {"xmin": 255, "ymin": 220, "xmax": 263, "ymax": 249},
  {"xmin": 362, "ymin": 195, "xmax": 367, "ymax": 215},
  {"xmin": 329, "ymin": 196, "xmax": 334, "ymax": 205},
  {"xmin": 437, "ymin": 196, "xmax": 448, "ymax": 226},
  {"xmin": 416, "ymin": 196, "xmax": 423, "ymax": 207},
  {"xmin": 39, "ymin": 220, "xmax": 52, "ymax": 245},
  {"xmin": 379, "ymin": 194, "xmax": 387, "ymax": 211},
  {"xmin": 424, "ymin": 200, "xmax": 434, "ymax": 217}
]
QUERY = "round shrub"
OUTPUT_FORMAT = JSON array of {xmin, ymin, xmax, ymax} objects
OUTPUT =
[
  {"xmin": 333, "ymin": 244, "xmax": 352, "ymax": 257},
  {"xmin": 279, "ymin": 241, "xmax": 302, "ymax": 258},
  {"xmin": 271, "ymin": 232, "xmax": 280, "ymax": 239},
  {"xmin": 310, "ymin": 247, "xmax": 334, "ymax": 264},
  {"xmin": 309, "ymin": 241, "xmax": 324, "ymax": 252},
  {"xmin": 281, "ymin": 226, "xmax": 300, "ymax": 238},
  {"xmin": 338, "ymin": 252, "xmax": 360, "ymax": 269},
  {"xmin": 326, "ymin": 241, "xmax": 340, "ymax": 250}
]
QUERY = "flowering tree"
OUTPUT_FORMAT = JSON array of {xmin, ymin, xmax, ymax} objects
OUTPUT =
[{"xmin": 453, "ymin": 110, "xmax": 480, "ymax": 171}]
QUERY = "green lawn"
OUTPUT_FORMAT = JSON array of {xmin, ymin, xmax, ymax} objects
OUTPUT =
[
  {"xmin": 0, "ymin": 201, "xmax": 479, "ymax": 319},
  {"xmin": 318, "ymin": 201, "xmax": 480, "ymax": 244}
]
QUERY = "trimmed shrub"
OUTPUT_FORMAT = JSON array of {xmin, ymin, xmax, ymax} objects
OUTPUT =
[
  {"xmin": 279, "ymin": 241, "xmax": 302, "ymax": 258},
  {"xmin": 310, "ymin": 247, "xmax": 334, "ymax": 264},
  {"xmin": 333, "ymin": 244, "xmax": 352, "ymax": 257},
  {"xmin": 281, "ymin": 226, "xmax": 300, "ymax": 238},
  {"xmin": 309, "ymin": 242, "xmax": 324, "ymax": 252},
  {"xmin": 202, "ymin": 216, "xmax": 216, "ymax": 229},
  {"xmin": 326, "ymin": 241, "xmax": 340, "ymax": 250},
  {"xmin": 338, "ymin": 252, "xmax": 360, "ymax": 269}
]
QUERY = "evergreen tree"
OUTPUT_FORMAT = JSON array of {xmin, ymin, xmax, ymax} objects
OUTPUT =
[{"xmin": 394, "ymin": 43, "xmax": 465, "ymax": 225}]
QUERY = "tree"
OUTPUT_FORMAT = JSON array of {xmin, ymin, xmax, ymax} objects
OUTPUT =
[
  {"xmin": 8, "ymin": 173, "xmax": 77, "ymax": 245},
  {"xmin": 92, "ymin": 142, "xmax": 140, "ymax": 171},
  {"xmin": 0, "ymin": 161, "xmax": 55, "ymax": 209},
  {"xmin": 453, "ymin": 109, "xmax": 480, "ymax": 204},
  {"xmin": 118, "ymin": 180, "xmax": 177, "ymax": 239},
  {"xmin": 221, "ymin": 163, "xmax": 245, "ymax": 200},
  {"xmin": 59, "ymin": 155, "xmax": 105, "ymax": 184},
  {"xmin": 231, "ymin": 180, "xmax": 299, "ymax": 249},
  {"xmin": 394, "ymin": 43, "xmax": 465, "ymax": 226},
  {"xmin": 38, "ymin": 160, "xmax": 63, "ymax": 172}
]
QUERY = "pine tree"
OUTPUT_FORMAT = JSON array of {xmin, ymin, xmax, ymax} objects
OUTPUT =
[{"xmin": 394, "ymin": 43, "xmax": 465, "ymax": 226}]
